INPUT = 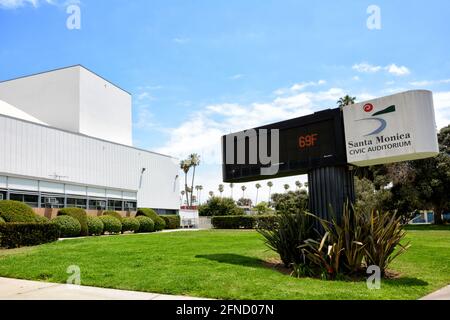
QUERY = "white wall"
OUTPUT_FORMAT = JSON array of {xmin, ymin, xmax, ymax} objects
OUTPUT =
[
  {"xmin": 0, "ymin": 65, "xmax": 132, "ymax": 146},
  {"xmin": 79, "ymin": 67, "xmax": 132, "ymax": 146},
  {"xmin": 0, "ymin": 114, "xmax": 179, "ymax": 210}
]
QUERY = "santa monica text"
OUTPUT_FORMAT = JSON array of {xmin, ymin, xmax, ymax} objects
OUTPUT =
[{"xmin": 348, "ymin": 133, "xmax": 412, "ymax": 155}]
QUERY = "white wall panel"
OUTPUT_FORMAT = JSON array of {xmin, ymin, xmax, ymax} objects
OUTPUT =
[
  {"xmin": 88, "ymin": 187, "xmax": 106, "ymax": 198},
  {"xmin": 0, "ymin": 176, "xmax": 6, "ymax": 188},
  {"xmin": 0, "ymin": 115, "xmax": 179, "ymax": 210},
  {"xmin": 8, "ymin": 177, "xmax": 38, "ymax": 191},
  {"xmin": 40, "ymin": 181, "xmax": 64, "ymax": 194},
  {"xmin": 106, "ymin": 189, "xmax": 122, "ymax": 199},
  {"xmin": 65, "ymin": 184, "xmax": 87, "ymax": 196}
]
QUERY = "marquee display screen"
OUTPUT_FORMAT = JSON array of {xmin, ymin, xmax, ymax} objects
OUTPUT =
[{"xmin": 222, "ymin": 108, "xmax": 347, "ymax": 183}]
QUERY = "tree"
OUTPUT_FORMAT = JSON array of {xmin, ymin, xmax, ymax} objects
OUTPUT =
[
  {"xmin": 271, "ymin": 190, "xmax": 309, "ymax": 214},
  {"xmin": 195, "ymin": 185, "xmax": 203, "ymax": 205},
  {"xmin": 337, "ymin": 95, "xmax": 356, "ymax": 108},
  {"xmin": 218, "ymin": 184, "xmax": 224, "ymax": 198},
  {"xmin": 295, "ymin": 181, "xmax": 302, "ymax": 190},
  {"xmin": 304, "ymin": 181, "xmax": 309, "ymax": 189},
  {"xmin": 229, "ymin": 183, "xmax": 234, "ymax": 199},
  {"xmin": 198, "ymin": 197, "xmax": 244, "ymax": 216},
  {"xmin": 236, "ymin": 198, "xmax": 252, "ymax": 207},
  {"xmin": 253, "ymin": 202, "xmax": 274, "ymax": 215},
  {"xmin": 209, "ymin": 191, "xmax": 214, "ymax": 198},
  {"xmin": 283, "ymin": 184, "xmax": 290, "ymax": 193},
  {"xmin": 241, "ymin": 185, "xmax": 247, "ymax": 198},
  {"xmin": 180, "ymin": 159, "xmax": 191, "ymax": 206},
  {"xmin": 255, "ymin": 183, "xmax": 261, "ymax": 205},
  {"xmin": 189, "ymin": 153, "xmax": 201, "ymax": 207},
  {"xmin": 181, "ymin": 190, "xmax": 186, "ymax": 206},
  {"xmin": 267, "ymin": 181, "xmax": 273, "ymax": 205}
]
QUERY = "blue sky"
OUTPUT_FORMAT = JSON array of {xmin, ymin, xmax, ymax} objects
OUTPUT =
[{"xmin": 1, "ymin": 0, "xmax": 450, "ymax": 203}]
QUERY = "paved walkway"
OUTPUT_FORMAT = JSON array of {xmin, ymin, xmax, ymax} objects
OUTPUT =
[
  {"xmin": 0, "ymin": 277, "xmax": 208, "ymax": 300},
  {"xmin": 420, "ymin": 285, "xmax": 450, "ymax": 300}
]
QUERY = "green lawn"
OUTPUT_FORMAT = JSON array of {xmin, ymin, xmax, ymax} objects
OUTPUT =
[{"xmin": 0, "ymin": 227, "xmax": 449, "ymax": 300}]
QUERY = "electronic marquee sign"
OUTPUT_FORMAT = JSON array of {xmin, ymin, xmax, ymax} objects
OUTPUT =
[
  {"xmin": 222, "ymin": 90, "xmax": 439, "ymax": 183},
  {"xmin": 222, "ymin": 108, "xmax": 347, "ymax": 183}
]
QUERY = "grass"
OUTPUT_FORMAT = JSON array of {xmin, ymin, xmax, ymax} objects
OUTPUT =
[{"xmin": 0, "ymin": 227, "xmax": 449, "ymax": 300}]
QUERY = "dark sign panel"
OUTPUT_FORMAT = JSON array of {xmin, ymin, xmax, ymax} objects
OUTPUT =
[{"xmin": 222, "ymin": 108, "xmax": 347, "ymax": 183}]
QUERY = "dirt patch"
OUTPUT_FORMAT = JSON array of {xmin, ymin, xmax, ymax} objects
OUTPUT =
[{"xmin": 262, "ymin": 258, "xmax": 292, "ymax": 276}]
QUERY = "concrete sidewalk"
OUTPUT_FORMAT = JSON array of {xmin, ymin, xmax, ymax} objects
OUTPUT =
[
  {"xmin": 0, "ymin": 277, "xmax": 208, "ymax": 300},
  {"xmin": 420, "ymin": 285, "xmax": 450, "ymax": 300}
]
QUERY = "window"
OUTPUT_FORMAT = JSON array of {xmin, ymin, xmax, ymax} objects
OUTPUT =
[
  {"xmin": 67, "ymin": 198, "xmax": 87, "ymax": 209},
  {"xmin": 108, "ymin": 200, "xmax": 123, "ymax": 211},
  {"xmin": 10, "ymin": 193, "xmax": 39, "ymax": 208},
  {"xmin": 0, "ymin": 190, "xmax": 6, "ymax": 201},
  {"xmin": 41, "ymin": 196, "xmax": 65, "ymax": 208},
  {"xmin": 124, "ymin": 201, "xmax": 137, "ymax": 211},
  {"xmin": 88, "ymin": 199, "xmax": 107, "ymax": 210}
]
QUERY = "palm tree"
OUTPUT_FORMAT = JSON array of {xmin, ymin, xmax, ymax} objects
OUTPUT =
[
  {"xmin": 209, "ymin": 191, "xmax": 214, "ymax": 198},
  {"xmin": 284, "ymin": 184, "xmax": 290, "ymax": 193},
  {"xmin": 255, "ymin": 183, "xmax": 261, "ymax": 205},
  {"xmin": 180, "ymin": 159, "xmax": 191, "ymax": 206},
  {"xmin": 267, "ymin": 181, "xmax": 273, "ymax": 205},
  {"xmin": 195, "ymin": 185, "xmax": 202, "ymax": 204},
  {"xmin": 241, "ymin": 185, "xmax": 247, "ymax": 198},
  {"xmin": 198, "ymin": 185, "xmax": 203, "ymax": 204},
  {"xmin": 304, "ymin": 181, "xmax": 309, "ymax": 189},
  {"xmin": 295, "ymin": 180, "xmax": 302, "ymax": 190},
  {"xmin": 181, "ymin": 190, "xmax": 186, "ymax": 206},
  {"xmin": 337, "ymin": 95, "xmax": 356, "ymax": 108},
  {"xmin": 189, "ymin": 153, "xmax": 201, "ymax": 207},
  {"xmin": 229, "ymin": 183, "xmax": 234, "ymax": 199},
  {"xmin": 218, "ymin": 184, "xmax": 224, "ymax": 198}
]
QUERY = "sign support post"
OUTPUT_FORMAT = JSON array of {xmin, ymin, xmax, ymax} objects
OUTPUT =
[{"xmin": 308, "ymin": 165, "xmax": 355, "ymax": 229}]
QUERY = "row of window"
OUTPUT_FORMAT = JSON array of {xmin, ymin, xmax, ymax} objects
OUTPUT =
[{"xmin": 0, "ymin": 190, "xmax": 137, "ymax": 211}]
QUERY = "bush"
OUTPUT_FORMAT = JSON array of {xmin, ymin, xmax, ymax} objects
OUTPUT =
[
  {"xmin": 0, "ymin": 217, "xmax": 5, "ymax": 224},
  {"xmin": 136, "ymin": 208, "xmax": 165, "ymax": 231},
  {"xmin": 57, "ymin": 208, "xmax": 88, "ymax": 236},
  {"xmin": 198, "ymin": 197, "xmax": 244, "ymax": 217},
  {"xmin": 160, "ymin": 215, "xmax": 180, "ymax": 229},
  {"xmin": 211, "ymin": 216, "xmax": 255, "ymax": 229},
  {"xmin": 0, "ymin": 200, "xmax": 40, "ymax": 223},
  {"xmin": 87, "ymin": 216, "xmax": 104, "ymax": 236},
  {"xmin": 0, "ymin": 223, "xmax": 60, "ymax": 249},
  {"xmin": 35, "ymin": 215, "xmax": 49, "ymax": 224},
  {"xmin": 99, "ymin": 215, "xmax": 122, "ymax": 234},
  {"xmin": 52, "ymin": 216, "xmax": 81, "ymax": 238},
  {"xmin": 121, "ymin": 217, "xmax": 140, "ymax": 233},
  {"xmin": 136, "ymin": 216, "xmax": 154, "ymax": 233},
  {"xmin": 103, "ymin": 210, "xmax": 123, "ymax": 220},
  {"xmin": 257, "ymin": 211, "xmax": 314, "ymax": 268}
]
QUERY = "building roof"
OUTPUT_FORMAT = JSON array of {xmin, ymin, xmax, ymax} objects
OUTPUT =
[{"xmin": 0, "ymin": 100, "xmax": 48, "ymax": 125}]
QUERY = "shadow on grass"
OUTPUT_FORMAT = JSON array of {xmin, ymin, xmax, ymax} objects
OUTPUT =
[
  {"xmin": 405, "ymin": 225, "xmax": 450, "ymax": 231},
  {"xmin": 195, "ymin": 253, "xmax": 265, "ymax": 268},
  {"xmin": 383, "ymin": 277, "xmax": 429, "ymax": 287}
]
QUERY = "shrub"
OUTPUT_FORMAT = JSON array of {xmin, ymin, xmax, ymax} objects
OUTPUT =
[
  {"xmin": 121, "ymin": 217, "xmax": 140, "ymax": 233},
  {"xmin": 99, "ymin": 215, "xmax": 122, "ymax": 234},
  {"xmin": 211, "ymin": 216, "xmax": 255, "ymax": 229},
  {"xmin": 0, "ymin": 200, "xmax": 40, "ymax": 223},
  {"xmin": 57, "ymin": 208, "xmax": 88, "ymax": 236},
  {"xmin": 35, "ymin": 215, "xmax": 49, "ymax": 224},
  {"xmin": 0, "ymin": 223, "xmax": 60, "ymax": 249},
  {"xmin": 87, "ymin": 216, "xmax": 104, "ymax": 236},
  {"xmin": 103, "ymin": 210, "xmax": 123, "ymax": 220},
  {"xmin": 0, "ymin": 217, "xmax": 5, "ymax": 224},
  {"xmin": 257, "ymin": 211, "xmax": 314, "ymax": 268},
  {"xmin": 136, "ymin": 216, "xmax": 154, "ymax": 233},
  {"xmin": 136, "ymin": 208, "xmax": 165, "ymax": 231},
  {"xmin": 160, "ymin": 215, "xmax": 180, "ymax": 229},
  {"xmin": 52, "ymin": 216, "xmax": 81, "ymax": 238},
  {"xmin": 198, "ymin": 197, "xmax": 244, "ymax": 217}
]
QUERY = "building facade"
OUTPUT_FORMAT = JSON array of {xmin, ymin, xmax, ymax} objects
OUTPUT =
[{"xmin": 0, "ymin": 66, "xmax": 180, "ymax": 218}]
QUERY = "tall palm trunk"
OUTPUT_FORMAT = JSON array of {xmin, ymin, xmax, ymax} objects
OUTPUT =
[
  {"xmin": 184, "ymin": 173, "xmax": 189, "ymax": 207},
  {"xmin": 190, "ymin": 165, "xmax": 196, "ymax": 208}
]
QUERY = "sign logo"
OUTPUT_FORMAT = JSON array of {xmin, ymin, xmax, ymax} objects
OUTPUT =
[{"xmin": 358, "ymin": 105, "xmax": 396, "ymax": 136}]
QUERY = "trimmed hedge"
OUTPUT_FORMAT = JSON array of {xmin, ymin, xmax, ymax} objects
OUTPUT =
[
  {"xmin": 161, "ymin": 215, "xmax": 180, "ymax": 229},
  {"xmin": 0, "ymin": 200, "xmax": 40, "ymax": 223},
  {"xmin": 87, "ymin": 216, "xmax": 104, "ymax": 236},
  {"xmin": 0, "ymin": 223, "xmax": 60, "ymax": 249},
  {"xmin": 211, "ymin": 215, "xmax": 277, "ymax": 229},
  {"xmin": 136, "ymin": 208, "xmax": 165, "ymax": 231},
  {"xmin": 0, "ymin": 217, "xmax": 5, "ymax": 224},
  {"xmin": 57, "ymin": 208, "xmax": 88, "ymax": 236},
  {"xmin": 35, "ymin": 215, "xmax": 49, "ymax": 224},
  {"xmin": 103, "ymin": 210, "xmax": 123, "ymax": 220},
  {"xmin": 136, "ymin": 216, "xmax": 154, "ymax": 233},
  {"xmin": 121, "ymin": 217, "xmax": 140, "ymax": 233},
  {"xmin": 52, "ymin": 216, "xmax": 81, "ymax": 238},
  {"xmin": 99, "ymin": 215, "xmax": 122, "ymax": 234}
]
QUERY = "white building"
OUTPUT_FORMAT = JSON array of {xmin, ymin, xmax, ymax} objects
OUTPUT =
[{"xmin": 0, "ymin": 65, "xmax": 180, "ymax": 217}]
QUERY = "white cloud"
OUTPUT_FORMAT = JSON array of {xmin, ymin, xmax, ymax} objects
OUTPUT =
[
  {"xmin": 433, "ymin": 91, "xmax": 450, "ymax": 129},
  {"xmin": 274, "ymin": 80, "xmax": 326, "ymax": 95},
  {"xmin": 352, "ymin": 62, "xmax": 411, "ymax": 76},
  {"xmin": 173, "ymin": 37, "xmax": 190, "ymax": 44},
  {"xmin": 386, "ymin": 64, "xmax": 410, "ymax": 76},
  {"xmin": 410, "ymin": 79, "xmax": 450, "ymax": 87},
  {"xmin": 0, "ymin": 0, "xmax": 55, "ymax": 9},
  {"xmin": 229, "ymin": 74, "xmax": 244, "ymax": 80}
]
